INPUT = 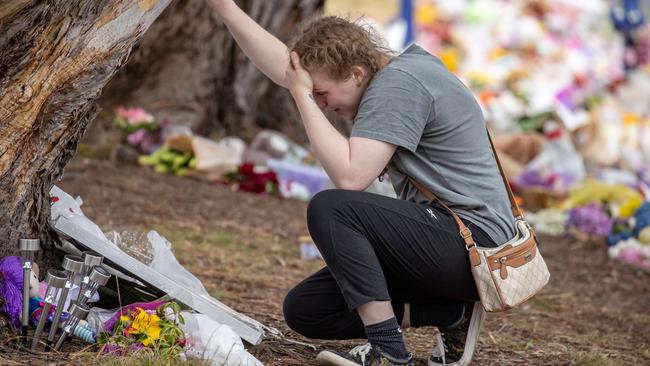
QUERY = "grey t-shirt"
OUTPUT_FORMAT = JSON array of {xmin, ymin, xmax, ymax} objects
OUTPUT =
[{"xmin": 351, "ymin": 44, "xmax": 516, "ymax": 245}]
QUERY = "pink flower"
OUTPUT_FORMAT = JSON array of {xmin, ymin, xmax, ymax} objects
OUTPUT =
[
  {"xmin": 127, "ymin": 129, "xmax": 147, "ymax": 145},
  {"xmin": 619, "ymin": 247, "xmax": 645, "ymax": 265},
  {"xmin": 116, "ymin": 106, "xmax": 154, "ymax": 125}
]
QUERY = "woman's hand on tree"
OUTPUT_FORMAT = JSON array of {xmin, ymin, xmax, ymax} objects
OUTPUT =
[{"xmin": 287, "ymin": 52, "xmax": 314, "ymax": 96}]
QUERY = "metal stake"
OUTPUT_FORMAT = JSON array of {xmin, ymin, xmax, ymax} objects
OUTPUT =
[
  {"xmin": 45, "ymin": 255, "xmax": 84, "ymax": 351},
  {"xmin": 53, "ymin": 301, "xmax": 90, "ymax": 351},
  {"xmin": 76, "ymin": 251, "xmax": 103, "ymax": 303},
  {"xmin": 77, "ymin": 266, "xmax": 110, "ymax": 305},
  {"xmin": 19, "ymin": 239, "xmax": 40, "ymax": 343},
  {"xmin": 31, "ymin": 270, "xmax": 66, "ymax": 350}
]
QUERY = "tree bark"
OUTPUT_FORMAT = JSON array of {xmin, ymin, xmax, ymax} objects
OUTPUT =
[
  {"xmin": 89, "ymin": 0, "xmax": 328, "ymax": 147},
  {"xmin": 0, "ymin": 1, "xmax": 172, "ymax": 268}
]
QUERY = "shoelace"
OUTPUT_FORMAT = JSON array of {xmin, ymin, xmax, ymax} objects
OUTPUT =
[
  {"xmin": 349, "ymin": 343, "xmax": 373, "ymax": 365},
  {"xmin": 432, "ymin": 331, "xmax": 447, "ymax": 365},
  {"xmin": 438, "ymin": 330, "xmax": 466, "ymax": 363}
]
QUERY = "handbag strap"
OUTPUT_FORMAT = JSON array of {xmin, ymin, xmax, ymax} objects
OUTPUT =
[
  {"xmin": 400, "ymin": 129, "xmax": 522, "ymax": 266},
  {"xmin": 408, "ymin": 177, "xmax": 481, "ymax": 266},
  {"xmin": 485, "ymin": 131, "xmax": 524, "ymax": 219}
]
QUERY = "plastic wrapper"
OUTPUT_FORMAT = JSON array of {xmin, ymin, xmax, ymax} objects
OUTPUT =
[
  {"xmin": 267, "ymin": 158, "xmax": 332, "ymax": 198},
  {"xmin": 105, "ymin": 230, "xmax": 153, "ymax": 265},
  {"xmin": 243, "ymin": 130, "xmax": 309, "ymax": 166},
  {"xmin": 148, "ymin": 231, "xmax": 208, "ymax": 296},
  {"xmin": 103, "ymin": 230, "xmax": 207, "ymax": 297},
  {"xmin": 179, "ymin": 312, "xmax": 263, "ymax": 366},
  {"xmin": 519, "ymin": 125, "xmax": 586, "ymax": 193}
]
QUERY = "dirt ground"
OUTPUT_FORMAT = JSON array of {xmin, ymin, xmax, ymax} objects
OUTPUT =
[{"xmin": 2, "ymin": 155, "xmax": 650, "ymax": 365}]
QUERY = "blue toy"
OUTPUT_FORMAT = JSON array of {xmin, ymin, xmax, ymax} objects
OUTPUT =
[{"xmin": 610, "ymin": 0, "xmax": 647, "ymax": 70}]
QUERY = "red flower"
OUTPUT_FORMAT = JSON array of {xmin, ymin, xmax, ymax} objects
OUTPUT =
[
  {"xmin": 238, "ymin": 163, "xmax": 254, "ymax": 176},
  {"xmin": 223, "ymin": 163, "xmax": 279, "ymax": 195}
]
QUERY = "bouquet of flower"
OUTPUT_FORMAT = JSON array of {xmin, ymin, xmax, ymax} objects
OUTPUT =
[
  {"xmin": 221, "ymin": 162, "xmax": 280, "ymax": 195},
  {"xmin": 97, "ymin": 301, "xmax": 186, "ymax": 359},
  {"xmin": 114, "ymin": 106, "xmax": 168, "ymax": 154},
  {"xmin": 138, "ymin": 146, "xmax": 196, "ymax": 176},
  {"xmin": 114, "ymin": 106, "xmax": 156, "ymax": 134}
]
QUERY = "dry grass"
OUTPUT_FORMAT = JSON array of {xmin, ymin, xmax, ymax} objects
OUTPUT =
[{"xmin": 75, "ymin": 350, "xmax": 210, "ymax": 366}]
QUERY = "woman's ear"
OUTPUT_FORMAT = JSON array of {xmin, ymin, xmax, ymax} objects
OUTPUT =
[{"xmin": 351, "ymin": 65, "xmax": 366, "ymax": 86}]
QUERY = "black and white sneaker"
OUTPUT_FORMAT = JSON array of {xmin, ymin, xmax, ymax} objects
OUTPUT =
[
  {"xmin": 317, "ymin": 343, "xmax": 414, "ymax": 366},
  {"xmin": 429, "ymin": 302, "xmax": 485, "ymax": 366}
]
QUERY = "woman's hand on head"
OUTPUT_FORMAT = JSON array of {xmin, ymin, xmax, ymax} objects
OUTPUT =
[{"xmin": 287, "ymin": 52, "xmax": 314, "ymax": 96}]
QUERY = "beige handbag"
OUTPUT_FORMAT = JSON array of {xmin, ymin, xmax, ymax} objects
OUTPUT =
[{"xmin": 407, "ymin": 131, "xmax": 550, "ymax": 312}]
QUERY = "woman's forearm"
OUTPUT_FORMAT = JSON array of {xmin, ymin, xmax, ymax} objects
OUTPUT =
[
  {"xmin": 291, "ymin": 91, "xmax": 354, "ymax": 187},
  {"xmin": 210, "ymin": 0, "xmax": 290, "ymax": 88}
]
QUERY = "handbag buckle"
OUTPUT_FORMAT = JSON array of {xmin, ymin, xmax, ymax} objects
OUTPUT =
[{"xmin": 460, "ymin": 227, "xmax": 472, "ymax": 239}]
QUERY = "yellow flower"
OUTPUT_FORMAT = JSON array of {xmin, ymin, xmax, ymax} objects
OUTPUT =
[
  {"xmin": 619, "ymin": 197, "xmax": 643, "ymax": 218},
  {"xmin": 142, "ymin": 320, "xmax": 161, "ymax": 346},
  {"xmin": 564, "ymin": 180, "xmax": 643, "ymax": 210},
  {"xmin": 128, "ymin": 308, "xmax": 162, "ymax": 346},
  {"xmin": 439, "ymin": 48, "xmax": 459, "ymax": 72}
]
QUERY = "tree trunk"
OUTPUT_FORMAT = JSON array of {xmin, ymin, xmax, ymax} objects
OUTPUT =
[
  {"xmin": 88, "ymin": 0, "xmax": 328, "ymax": 147},
  {"xmin": 0, "ymin": 1, "xmax": 172, "ymax": 269}
]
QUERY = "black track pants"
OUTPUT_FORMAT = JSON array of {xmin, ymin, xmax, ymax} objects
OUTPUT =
[{"xmin": 283, "ymin": 189, "xmax": 496, "ymax": 340}]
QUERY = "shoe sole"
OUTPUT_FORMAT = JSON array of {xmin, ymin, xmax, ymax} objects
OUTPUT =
[
  {"xmin": 428, "ymin": 302, "xmax": 485, "ymax": 366},
  {"xmin": 316, "ymin": 350, "xmax": 362, "ymax": 366}
]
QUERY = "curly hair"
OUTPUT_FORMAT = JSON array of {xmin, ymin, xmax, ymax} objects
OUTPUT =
[{"xmin": 288, "ymin": 16, "xmax": 394, "ymax": 82}]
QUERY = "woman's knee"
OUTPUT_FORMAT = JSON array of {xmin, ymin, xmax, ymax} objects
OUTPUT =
[
  {"xmin": 307, "ymin": 189, "xmax": 361, "ymax": 239},
  {"xmin": 307, "ymin": 189, "xmax": 346, "ymax": 245},
  {"xmin": 282, "ymin": 286, "xmax": 311, "ymax": 337},
  {"xmin": 307, "ymin": 189, "xmax": 347, "ymax": 223}
]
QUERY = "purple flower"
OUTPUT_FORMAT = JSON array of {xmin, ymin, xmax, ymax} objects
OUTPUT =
[
  {"xmin": 565, "ymin": 203, "xmax": 614, "ymax": 237},
  {"xmin": 518, "ymin": 169, "xmax": 551, "ymax": 188},
  {"xmin": 0, "ymin": 256, "xmax": 24, "ymax": 329},
  {"xmin": 102, "ymin": 343, "xmax": 123, "ymax": 355}
]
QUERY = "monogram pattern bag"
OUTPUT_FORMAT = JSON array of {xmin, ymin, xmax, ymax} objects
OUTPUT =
[{"xmin": 406, "ymin": 130, "xmax": 550, "ymax": 312}]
